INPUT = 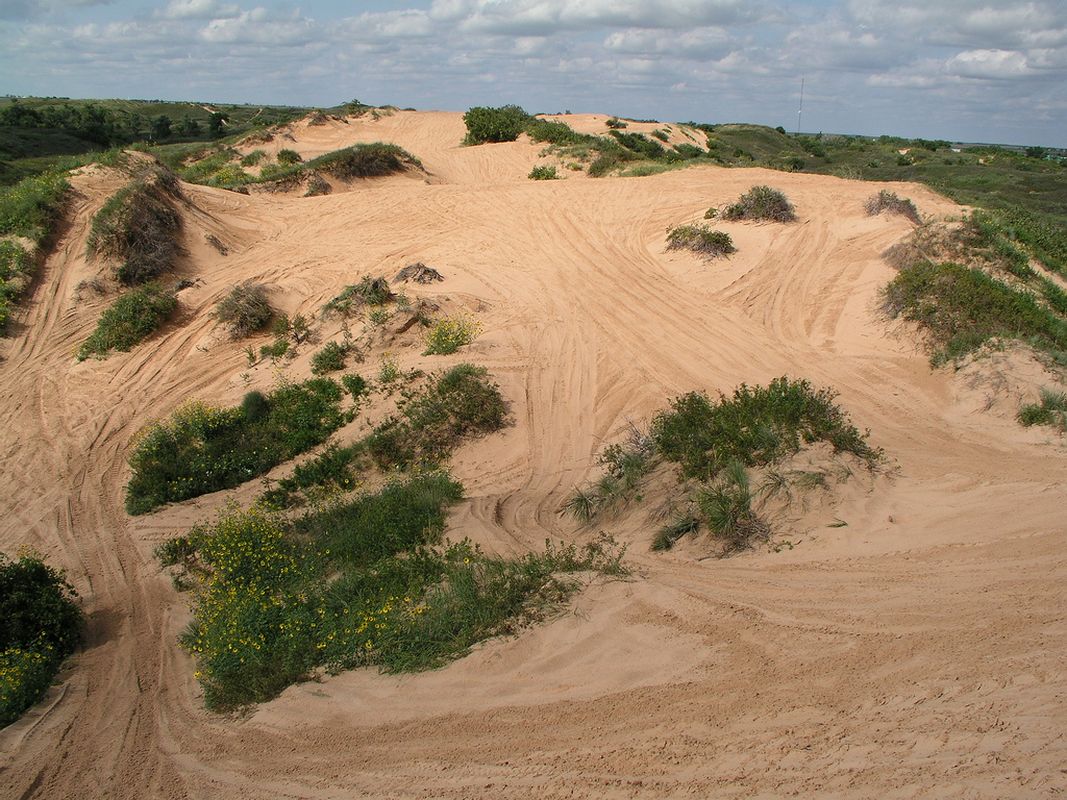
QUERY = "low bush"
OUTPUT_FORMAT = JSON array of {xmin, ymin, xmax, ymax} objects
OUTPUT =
[
  {"xmin": 277, "ymin": 149, "xmax": 302, "ymax": 165},
  {"xmin": 524, "ymin": 119, "xmax": 594, "ymax": 147},
  {"xmin": 651, "ymin": 515, "xmax": 700, "ymax": 551},
  {"xmin": 87, "ymin": 171, "xmax": 183, "ymax": 285},
  {"xmin": 696, "ymin": 461, "xmax": 769, "ymax": 552},
  {"xmin": 423, "ymin": 315, "xmax": 480, "ymax": 355},
  {"xmin": 0, "ymin": 170, "xmax": 69, "ymax": 245},
  {"xmin": 528, "ymin": 165, "xmax": 559, "ymax": 180},
  {"xmin": 0, "ymin": 553, "xmax": 82, "ymax": 727},
  {"xmin": 303, "ymin": 173, "xmax": 330, "ymax": 197},
  {"xmin": 0, "ymin": 240, "xmax": 36, "ymax": 332},
  {"xmin": 463, "ymin": 105, "xmax": 531, "ymax": 144},
  {"xmin": 239, "ymin": 150, "xmax": 266, "ymax": 167},
  {"xmin": 341, "ymin": 373, "xmax": 367, "ymax": 399},
  {"xmin": 721, "ymin": 185, "xmax": 797, "ymax": 222},
  {"xmin": 308, "ymin": 143, "xmax": 419, "ymax": 179},
  {"xmin": 78, "ymin": 283, "xmax": 177, "ymax": 360},
  {"xmin": 650, "ymin": 377, "xmax": 881, "ymax": 480},
  {"xmin": 367, "ymin": 364, "xmax": 507, "ymax": 469},
  {"xmin": 1017, "ymin": 388, "xmax": 1067, "ymax": 430},
  {"xmin": 608, "ymin": 130, "xmax": 666, "ymax": 160},
  {"xmin": 125, "ymin": 376, "xmax": 348, "ymax": 514},
  {"xmin": 666, "ymin": 225, "xmax": 736, "ymax": 259},
  {"xmin": 213, "ymin": 282, "xmax": 272, "ymax": 338},
  {"xmin": 882, "ymin": 261, "xmax": 1067, "ymax": 364},
  {"xmin": 170, "ymin": 483, "xmax": 625, "ymax": 709},
  {"xmin": 310, "ymin": 341, "xmax": 349, "ymax": 374},
  {"xmin": 323, "ymin": 276, "xmax": 393, "ymax": 316},
  {"xmin": 605, "ymin": 117, "xmax": 627, "ymax": 129},
  {"xmin": 864, "ymin": 190, "xmax": 920, "ymax": 223}
]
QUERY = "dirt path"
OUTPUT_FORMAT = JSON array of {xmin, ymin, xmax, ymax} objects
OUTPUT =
[{"xmin": 1, "ymin": 112, "xmax": 1064, "ymax": 799}]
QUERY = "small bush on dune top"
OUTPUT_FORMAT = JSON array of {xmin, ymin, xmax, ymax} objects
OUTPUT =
[
  {"xmin": 1017, "ymin": 388, "xmax": 1067, "ymax": 430},
  {"xmin": 78, "ymin": 283, "xmax": 177, "ymax": 360},
  {"xmin": 308, "ymin": 143, "xmax": 419, "ymax": 180},
  {"xmin": 277, "ymin": 149, "xmax": 302, "ymax": 165},
  {"xmin": 213, "ymin": 282, "xmax": 272, "ymax": 338},
  {"xmin": 721, "ymin": 185, "xmax": 797, "ymax": 222},
  {"xmin": 524, "ymin": 119, "xmax": 595, "ymax": 147},
  {"xmin": 528, "ymin": 165, "xmax": 559, "ymax": 180},
  {"xmin": 463, "ymin": 105, "xmax": 531, "ymax": 144},
  {"xmin": 87, "ymin": 172, "xmax": 183, "ymax": 285},
  {"xmin": 865, "ymin": 190, "xmax": 920, "ymax": 223},
  {"xmin": 666, "ymin": 225, "xmax": 736, "ymax": 259},
  {"xmin": 322, "ymin": 275, "xmax": 393, "ymax": 317},
  {"xmin": 125, "ymin": 376, "xmax": 348, "ymax": 514},
  {"xmin": 0, "ymin": 553, "xmax": 82, "ymax": 727}
]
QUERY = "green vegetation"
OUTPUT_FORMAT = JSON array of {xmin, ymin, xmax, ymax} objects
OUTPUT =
[
  {"xmin": 0, "ymin": 170, "xmax": 69, "ymax": 244},
  {"xmin": 566, "ymin": 378, "xmax": 881, "ymax": 553},
  {"xmin": 213, "ymin": 282, "xmax": 272, "ymax": 338},
  {"xmin": 1, "ymin": 553, "xmax": 82, "ymax": 727},
  {"xmin": 1017, "ymin": 388, "xmax": 1067, "ymax": 430},
  {"xmin": 303, "ymin": 173, "xmax": 330, "ymax": 197},
  {"xmin": 423, "ymin": 315, "xmax": 480, "ymax": 355},
  {"xmin": 310, "ymin": 341, "xmax": 350, "ymax": 375},
  {"xmin": 462, "ymin": 105, "xmax": 531, "ymax": 144},
  {"xmin": 166, "ymin": 484, "xmax": 624, "ymax": 710},
  {"xmin": 665, "ymin": 225, "xmax": 736, "ymax": 259},
  {"xmin": 721, "ymin": 185, "xmax": 797, "ymax": 222},
  {"xmin": 78, "ymin": 283, "xmax": 177, "ymax": 360},
  {"xmin": 87, "ymin": 168, "xmax": 183, "ymax": 285},
  {"xmin": 883, "ymin": 261, "xmax": 1067, "ymax": 365},
  {"xmin": 528, "ymin": 165, "xmax": 559, "ymax": 180},
  {"xmin": 276, "ymin": 148, "xmax": 302, "ymax": 165},
  {"xmin": 0, "ymin": 240, "xmax": 33, "ymax": 332},
  {"xmin": 311, "ymin": 143, "xmax": 420, "ymax": 179},
  {"xmin": 125, "ymin": 376, "xmax": 350, "ymax": 514},
  {"xmin": 865, "ymin": 190, "xmax": 921, "ymax": 223},
  {"xmin": 322, "ymin": 275, "xmax": 394, "ymax": 316}
]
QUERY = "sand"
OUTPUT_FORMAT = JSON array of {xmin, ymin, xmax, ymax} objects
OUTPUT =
[{"xmin": 1, "ymin": 111, "xmax": 1065, "ymax": 799}]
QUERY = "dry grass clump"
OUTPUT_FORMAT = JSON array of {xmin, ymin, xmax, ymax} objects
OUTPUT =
[
  {"xmin": 323, "ymin": 275, "xmax": 394, "ymax": 317},
  {"xmin": 721, "ymin": 185, "xmax": 796, "ymax": 222},
  {"xmin": 395, "ymin": 262, "xmax": 444, "ymax": 283},
  {"xmin": 666, "ymin": 225, "xmax": 736, "ymax": 259},
  {"xmin": 213, "ymin": 282, "xmax": 272, "ymax": 338},
  {"xmin": 865, "ymin": 190, "xmax": 920, "ymax": 223},
  {"xmin": 87, "ymin": 167, "xmax": 183, "ymax": 285},
  {"xmin": 303, "ymin": 173, "xmax": 330, "ymax": 197}
]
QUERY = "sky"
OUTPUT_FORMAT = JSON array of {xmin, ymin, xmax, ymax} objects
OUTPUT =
[{"xmin": 1, "ymin": 0, "xmax": 1065, "ymax": 147}]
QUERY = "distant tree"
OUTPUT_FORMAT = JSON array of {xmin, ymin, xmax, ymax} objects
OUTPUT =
[
  {"xmin": 178, "ymin": 117, "xmax": 201, "ymax": 137},
  {"xmin": 152, "ymin": 115, "xmax": 172, "ymax": 140},
  {"xmin": 1025, "ymin": 146, "xmax": 1047, "ymax": 160},
  {"xmin": 209, "ymin": 112, "xmax": 228, "ymax": 138}
]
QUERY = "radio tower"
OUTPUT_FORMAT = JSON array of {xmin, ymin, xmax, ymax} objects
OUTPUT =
[{"xmin": 796, "ymin": 77, "xmax": 804, "ymax": 135}]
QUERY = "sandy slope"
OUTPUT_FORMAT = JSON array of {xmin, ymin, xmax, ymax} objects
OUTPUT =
[{"xmin": 1, "ymin": 112, "xmax": 1065, "ymax": 799}]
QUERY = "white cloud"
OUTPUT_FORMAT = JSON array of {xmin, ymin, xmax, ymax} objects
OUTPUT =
[
  {"xmin": 161, "ymin": 0, "xmax": 240, "ymax": 21},
  {"xmin": 945, "ymin": 48, "xmax": 1031, "ymax": 80}
]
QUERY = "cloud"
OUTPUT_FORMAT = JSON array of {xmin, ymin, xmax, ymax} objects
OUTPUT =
[
  {"xmin": 945, "ymin": 48, "xmax": 1031, "ymax": 80},
  {"xmin": 161, "ymin": 0, "xmax": 240, "ymax": 21},
  {"xmin": 198, "ymin": 8, "xmax": 316, "ymax": 45}
]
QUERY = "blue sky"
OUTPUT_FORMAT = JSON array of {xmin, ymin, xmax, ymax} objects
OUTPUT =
[{"xmin": 2, "ymin": 1, "xmax": 1065, "ymax": 146}]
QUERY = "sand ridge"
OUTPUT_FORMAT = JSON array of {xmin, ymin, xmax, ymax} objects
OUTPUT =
[{"xmin": 1, "ymin": 111, "xmax": 1065, "ymax": 799}]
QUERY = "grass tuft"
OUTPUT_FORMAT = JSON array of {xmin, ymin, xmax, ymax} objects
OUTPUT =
[
  {"xmin": 78, "ymin": 283, "xmax": 177, "ymax": 360},
  {"xmin": 1017, "ymin": 388, "xmax": 1067, "ymax": 430},
  {"xmin": 721, "ymin": 185, "xmax": 796, "ymax": 222},
  {"xmin": 865, "ymin": 190, "xmax": 920, "ymax": 223},
  {"xmin": 213, "ymin": 282, "xmax": 272, "ymax": 338},
  {"xmin": 666, "ymin": 225, "xmax": 736, "ymax": 259}
]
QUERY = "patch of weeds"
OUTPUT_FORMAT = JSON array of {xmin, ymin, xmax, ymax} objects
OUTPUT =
[
  {"xmin": 309, "ymin": 143, "xmax": 420, "ymax": 180},
  {"xmin": 605, "ymin": 117, "xmax": 627, "ymax": 130},
  {"xmin": 310, "ymin": 341, "xmax": 349, "ymax": 375},
  {"xmin": 341, "ymin": 373, "xmax": 368, "ymax": 400},
  {"xmin": 0, "ymin": 170, "xmax": 70, "ymax": 245},
  {"xmin": 259, "ymin": 338, "xmax": 289, "ymax": 361},
  {"xmin": 240, "ymin": 150, "xmax": 266, "ymax": 167},
  {"xmin": 368, "ymin": 307, "xmax": 390, "ymax": 326},
  {"xmin": 528, "ymin": 165, "xmax": 559, "ymax": 180},
  {"xmin": 721, "ymin": 185, "xmax": 797, "ymax": 222},
  {"xmin": 0, "ymin": 240, "xmax": 36, "ymax": 333},
  {"xmin": 277, "ymin": 149, "xmax": 302, "ymax": 165},
  {"xmin": 423, "ymin": 315, "xmax": 481, "ymax": 355},
  {"xmin": 1017, "ymin": 387, "xmax": 1067, "ymax": 430},
  {"xmin": 563, "ymin": 424, "xmax": 656, "ymax": 523},
  {"xmin": 696, "ymin": 461, "xmax": 769, "ymax": 552},
  {"xmin": 865, "ymin": 190, "xmax": 920, "ymax": 223},
  {"xmin": 377, "ymin": 353, "xmax": 402, "ymax": 385},
  {"xmin": 0, "ymin": 553, "xmax": 82, "ymax": 727},
  {"xmin": 125, "ymin": 376, "xmax": 349, "ymax": 514},
  {"xmin": 395, "ymin": 262, "xmax": 443, "ymax": 284},
  {"xmin": 172, "ymin": 488, "xmax": 626, "ymax": 710},
  {"xmin": 303, "ymin": 173, "xmax": 330, "ymax": 197},
  {"xmin": 882, "ymin": 261, "xmax": 1067, "ymax": 365},
  {"xmin": 651, "ymin": 129, "xmax": 670, "ymax": 142},
  {"xmin": 651, "ymin": 377, "xmax": 881, "ymax": 480},
  {"xmin": 651, "ymin": 515, "xmax": 700, "ymax": 551},
  {"xmin": 367, "ymin": 364, "xmax": 507, "ymax": 470},
  {"xmin": 87, "ymin": 169, "xmax": 183, "ymax": 285},
  {"xmin": 323, "ymin": 276, "xmax": 394, "ymax": 317},
  {"xmin": 78, "ymin": 283, "xmax": 177, "ymax": 360},
  {"xmin": 666, "ymin": 225, "xmax": 736, "ymax": 259},
  {"xmin": 213, "ymin": 282, "xmax": 272, "ymax": 338}
]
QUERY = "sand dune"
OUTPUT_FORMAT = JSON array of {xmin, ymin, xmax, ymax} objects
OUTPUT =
[{"xmin": 1, "ymin": 111, "xmax": 1065, "ymax": 799}]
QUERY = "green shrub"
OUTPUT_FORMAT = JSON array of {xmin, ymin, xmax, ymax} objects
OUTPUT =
[
  {"xmin": 310, "ymin": 341, "xmax": 348, "ymax": 374},
  {"xmin": 0, "ymin": 170, "xmax": 69, "ymax": 245},
  {"xmin": 78, "ymin": 283, "xmax": 177, "ymax": 360},
  {"xmin": 240, "ymin": 150, "xmax": 266, "ymax": 167},
  {"xmin": 696, "ymin": 461, "xmax": 769, "ymax": 552},
  {"xmin": 259, "ymin": 338, "xmax": 289, "ymax": 361},
  {"xmin": 277, "ymin": 149, "xmax": 302, "ymax": 165},
  {"xmin": 666, "ymin": 225, "xmax": 736, "ymax": 259},
  {"xmin": 605, "ymin": 117, "xmax": 627, "ymax": 129},
  {"xmin": 303, "ymin": 173, "xmax": 330, "ymax": 196},
  {"xmin": 721, "ymin": 185, "xmax": 797, "ymax": 222},
  {"xmin": 87, "ymin": 172, "xmax": 183, "ymax": 285},
  {"xmin": 651, "ymin": 515, "xmax": 700, "ymax": 551},
  {"xmin": 528, "ymin": 165, "xmax": 559, "ymax": 180},
  {"xmin": 524, "ymin": 119, "xmax": 593, "ymax": 147},
  {"xmin": 323, "ymin": 276, "xmax": 393, "ymax": 316},
  {"xmin": 125, "ymin": 376, "xmax": 347, "ymax": 514},
  {"xmin": 341, "ymin": 373, "xmax": 367, "ymax": 399},
  {"xmin": 0, "ymin": 553, "xmax": 82, "ymax": 727},
  {"xmin": 1017, "ymin": 388, "xmax": 1067, "ymax": 430},
  {"xmin": 651, "ymin": 130, "xmax": 670, "ymax": 142},
  {"xmin": 608, "ymin": 130, "xmax": 667, "ymax": 160},
  {"xmin": 308, "ymin": 143, "xmax": 419, "ymax": 179},
  {"xmin": 883, "ymin": 261, "xmax": 1067, "ymax": 364},
  {"xmin": 463, "ymin": 105, "xmax": 531, "ymax": 144},
  {"xmin": 423, "ymin": 315, "xmax": 480, "ymax": 355},
  {"xmin": 213, "ymin": 282, "xmax": 272, "ymax": 338},
  {"xmin": 0, "ymin": 240, "xmax": 36, "ymax": 333},
  {"xmin": 651, "ymin": 377, "xmax": 880, "ymax": 480},
  {"xmin": 864, "ymin": 190, "xmax": 920, "ymax": 223},
  {"xmin": 367, "ymin": 364, "xmax": 506, "ymax": 469}
]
